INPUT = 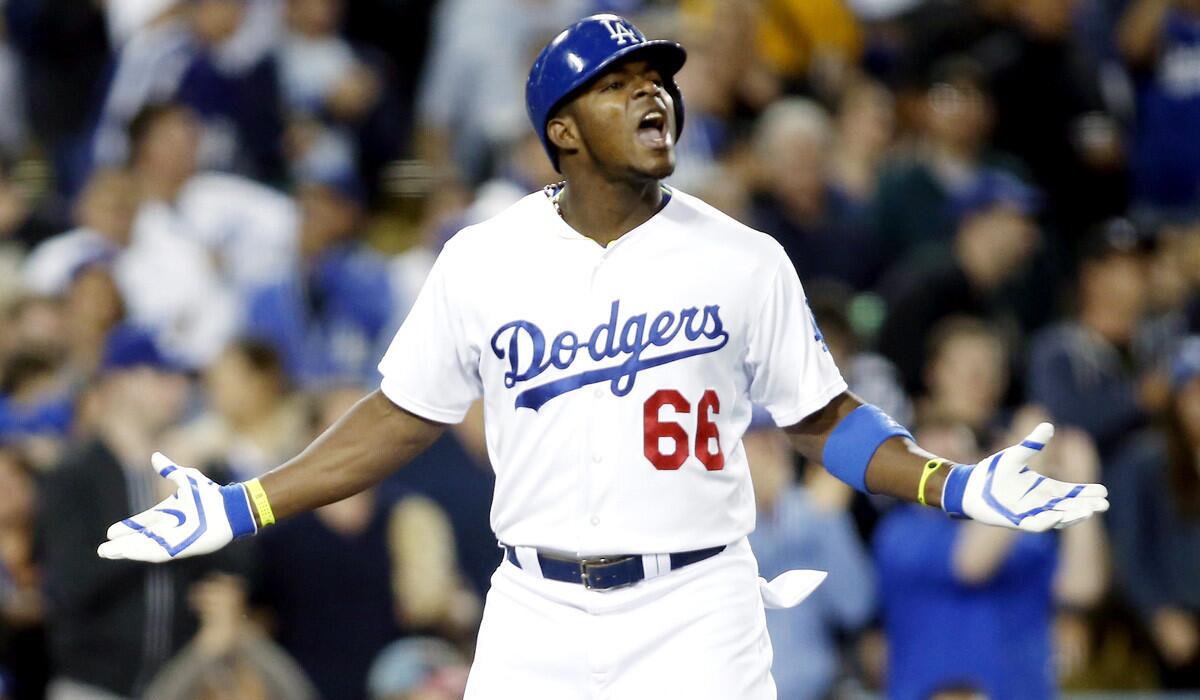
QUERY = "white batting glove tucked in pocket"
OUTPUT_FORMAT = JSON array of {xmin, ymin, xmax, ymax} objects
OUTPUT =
[
  {"xmin": 758, "ymin": 570, "xmax": 828, "ymax": 609},
  {"xmin": 97, "ymin": 452, "xmax": 257, "ymax": 562}
]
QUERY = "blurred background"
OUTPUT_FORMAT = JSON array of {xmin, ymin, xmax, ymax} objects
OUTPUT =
[{"xmin": 0, "ymin": 0, "xmax": 1198, "ymax": 698}]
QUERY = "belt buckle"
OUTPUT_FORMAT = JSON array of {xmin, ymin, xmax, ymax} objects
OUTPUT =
[{"xmin": 580, "ymin": 556, "xmax": 632, "ymax": 591}]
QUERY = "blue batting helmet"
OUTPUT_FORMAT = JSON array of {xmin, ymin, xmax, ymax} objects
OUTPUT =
[{"xmin": 526, "ymin": 14, "xmax": 687, "ymax": 172}]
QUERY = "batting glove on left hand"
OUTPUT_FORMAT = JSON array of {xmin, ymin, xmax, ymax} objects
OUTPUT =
[
  {"xmin": 941, "ymin": 422, "xmax": 1109, "ymax": 532},
  {"xmin": 97, "ymin": 452, "xmax": 257, "ymax": 562}
]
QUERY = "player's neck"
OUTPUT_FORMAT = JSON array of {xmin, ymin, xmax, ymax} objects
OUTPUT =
[{"xmin": 557, "ymin": 176, "xmax": 664, "ymax": 247}]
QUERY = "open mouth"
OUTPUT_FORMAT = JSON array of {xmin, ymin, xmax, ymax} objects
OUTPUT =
[{"xmin": 636, "ymin": 109, "xmax": 671, "ymax": 150}]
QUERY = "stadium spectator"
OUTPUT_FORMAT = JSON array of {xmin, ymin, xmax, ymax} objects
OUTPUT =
[
  {"xmin": 366, "ymin": 637, "xmax": 470, "ymax": 700},
  {"xmin": 257, "ymin": 386, "xmax": 479, "ymax": 700},
  {"xmin": 683, "ymin": 0, "xmax": 863, "ymax": 98},
  {"xmin": 0, "ymin": 347, "xmax": 73, "ymax": 461},
  {"xmin": 244, "ymin": 169, "xmax": 392, "ymax": 387},
  {"xmin": 2, "ymin": 0, "xmax": 110, "ymax": 197},
  {"xmin": 749, "ymin": 98, "xmax": 885, "ymax": 291},
  {"xmin": 143, "ymin": 573, "xmax": 318, "ymax": 700},
  {"xmin": 744, "ymin": 414, "xmax": 875, "ymax": 700},
  {"xmin": 125, "ymin": 103, "xmax": 297, "ymax": 296},
  {"xmin": 21, "ymin": 169, "xmax": 137, "ymax": 297},
  {"xmin": 414, "ymin": 0, "xmax": 589, "ymax": 183},
  {"xmin": 876, "ymin": 171, "xmax": 1040, "ymax": 394},
  {"xmin": 277, "ymin": 0, "xmax": 405, "ymax": 185},
  {"xmin": 874, "ymin": 412, "xmax": 1109, "ymax": 700},
  {"xmin": 1107, "ymin": 337, "xmax": 1200, "ymax": 688},
  {"xmin": 0, "ymin": 293, "xmax": 78, "ymax": 466},
  {"xmin": 870, "ymin": 55, "xmax": 1025, "ymax": 265},
  {"xmin": 0, "ymin": 157, "xmax": 70, "ymax": 253},
  {"xmin": 1118, "ymin": 0, "xmax": 1200, "ymax": 213},
  {"xmin": 0, "ymin": 31, "xmax": 25, "ymax": 159},
  {"xmin": 982, "ymin": 0, "xmax": 1128, "ymax": 239},
  {"xmin": 0, "ymin": 298, "xmax": 65, "ymax": 404},
  {"xmin": 58, "ymin": 266, "xmax": 126, "ymax": 388},
  {"xmin": 463, "ymin": 131, "xmax": 560, "ymax": 226},
  {"xmin": 829, "ymin": 78, "xmax": 895, "ymax": 204},
  {"xmin": 35, "ymin": 328, "xmax": 253, "ymax": 700},
  {"xmin": 918, "ymin": 316, "xmax": 1011, "ymax": 445},
  {"xmin": 1026, "ymin": 220, "xmax": 1166, "ymax": 456},
  {"xmin": 94, "ymin": 0, "xmax": 285, "ymax": 180},
  {"xmin": 163, "ymin": 340, "xmax": 307, "ymax": 481},
  {"xmin": 0, "ymin": 447, "xmax": 48, "ymax": 700},
  {"xmin": 114, "ymin": 104, "xmax": 242, "ymax": 367},
  {"xmin": 809, "ymin": 290, "xmax": 912, "ymax": 426}
]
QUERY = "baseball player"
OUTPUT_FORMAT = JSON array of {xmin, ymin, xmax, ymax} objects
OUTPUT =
[{"xmin": 98, "ymin": 14, "xmax": 1109, "ymax": 699}]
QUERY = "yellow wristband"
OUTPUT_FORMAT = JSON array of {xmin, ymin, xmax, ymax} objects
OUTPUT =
[
  {"xmin": 918, "ymin": 459, "xmax": 947, "ymax": 507},
  {"xmin": 245, "ymin": 478, "xmax": 275, "ymax": 527}
]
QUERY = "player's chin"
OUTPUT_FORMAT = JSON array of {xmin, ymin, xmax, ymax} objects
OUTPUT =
[{"xmin": 631, "ymin": 150, "xmax": 676, "ymax": 180}]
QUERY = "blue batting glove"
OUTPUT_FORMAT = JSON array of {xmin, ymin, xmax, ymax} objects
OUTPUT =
[
  {"xmin": 941, "ymin": 423, "xmax": 1109, "ymax": 532},
  {"xmin": 97, "ymin": 452, "xmax": 257, "ymax": 562}
]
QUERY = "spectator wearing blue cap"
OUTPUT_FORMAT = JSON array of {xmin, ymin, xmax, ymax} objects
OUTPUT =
[
  {"xmin": 876, "ymin": 170, "xmax": 1041, "ymax": 394},
  {"xmin": 244, "ymin": 167, "xmax": 395, "ymax": 388},
  {"xmin": 35, "ymin": 326, "xmax": 254, "ymax": 700},
  {"xmin": 1027, "ymin": 218, "xmax": 1167, "ymax": 457},
  {"xmin": 1107, "ymin": 336, "xmax": 1200, "ymax": 689}
]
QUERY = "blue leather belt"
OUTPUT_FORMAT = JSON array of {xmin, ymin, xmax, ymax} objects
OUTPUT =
[{"xmin": 503, "ymin": 544, "xmax": 726, "ymax": 590}]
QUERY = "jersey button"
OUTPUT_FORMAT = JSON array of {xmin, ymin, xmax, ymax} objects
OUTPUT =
[
  {"xmin": 592, "ymin": 454, "xmax": 603, "ymax": 463},
  {"xmin": 590, "ymin": 516, "xmax": 600, "ymax": 526},
  {"xmin": 593, "ymin": 388, "xmax": 603, "ymax": 398}
]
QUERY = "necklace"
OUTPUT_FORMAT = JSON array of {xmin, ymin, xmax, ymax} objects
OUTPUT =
[
  {"xmin": 544, "ymin": 181, "xmax": 672, "ymax": 220},
  {"xmin": 544, "ymin": 181, "xmax": 567, "ymax": 218}
]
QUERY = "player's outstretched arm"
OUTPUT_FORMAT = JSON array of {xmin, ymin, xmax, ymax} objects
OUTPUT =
[
  {"xmin": 97, "ymin": 390, "xmax": 446, "ymax": 562},
  {"xmin": 785, "ymin": 393, "xmax": 1109, "ymax": 532}
]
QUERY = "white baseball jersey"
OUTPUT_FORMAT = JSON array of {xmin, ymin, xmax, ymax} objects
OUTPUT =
[{"xmin": 378, "ymin": 186, "xmax": 846, "ymax": 556}]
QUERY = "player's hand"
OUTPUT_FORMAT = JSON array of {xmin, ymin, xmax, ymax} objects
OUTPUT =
[
  {"xmin": 941, "ymin": 423, "xmax": 1109, "ymax": 532},
  {"xmin": 96, "ymin": 453, "xmax": 257, "ymax": 562}
]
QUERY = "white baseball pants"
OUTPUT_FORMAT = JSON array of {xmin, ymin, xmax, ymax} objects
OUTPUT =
[{"xmin": 463, "ymin": 538, "xmax": 777, "ymax": 700}]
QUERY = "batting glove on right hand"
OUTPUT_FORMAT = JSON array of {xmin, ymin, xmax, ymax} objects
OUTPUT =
[
  {"xmin": 97, "ymin": 452, "xmax": 257, "ymax": 562},
  {"xmin": 941, "ymin": 423, "xmax": 1109, "ymax": 532}
]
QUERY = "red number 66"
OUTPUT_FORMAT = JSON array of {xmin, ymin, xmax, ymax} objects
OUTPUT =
[{"xmin": 642, "ymin": 389, "xmax": 724, "ymax": 471}]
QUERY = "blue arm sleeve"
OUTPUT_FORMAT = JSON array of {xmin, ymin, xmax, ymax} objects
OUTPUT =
[{"xmin": 822, "ymin": 404, "xmax": 912, "ymax": 493}]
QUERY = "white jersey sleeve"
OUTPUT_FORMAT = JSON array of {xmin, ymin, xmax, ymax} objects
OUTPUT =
[
  {"xmin": 378, "ymin": 240, "xmax": 482, "ymax": 423},
  {"xmin": 745, "ymin": 251, "xmax": 847, "ymax": 427}
]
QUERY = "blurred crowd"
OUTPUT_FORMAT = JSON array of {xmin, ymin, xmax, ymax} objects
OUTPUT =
[{"xmin": 0, "ymin": 0, "xmax": 1198, "ymax": 699}]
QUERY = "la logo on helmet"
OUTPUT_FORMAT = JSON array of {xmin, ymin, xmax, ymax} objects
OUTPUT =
[{"xmin": 600, "ymin": 18, "xmax": 640, "ymax": 45}]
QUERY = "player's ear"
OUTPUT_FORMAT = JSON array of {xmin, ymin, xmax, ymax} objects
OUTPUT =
[{"xmin": 546, "ymin": 114, "xmax": 580, "ymax": 157}]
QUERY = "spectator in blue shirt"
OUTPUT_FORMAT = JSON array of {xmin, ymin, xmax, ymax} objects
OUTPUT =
[
  {"xmin": 745, "ymin": 411, "xmax": 875, "ymax": 700},
  {"xmin": 1119, "ymin": 0, "xmax": 1200, "ymax": 212},
  {"xmin": 1026, "ymin": 220, "xmax": 1169, "ymax": 457},
  {"xmin": 245, "ymin": 168, "xmax": 394, "ymax": 388},
  {"xmin": 874, "ymin": 414, "xmax": 1109, "ymax": 700}
]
